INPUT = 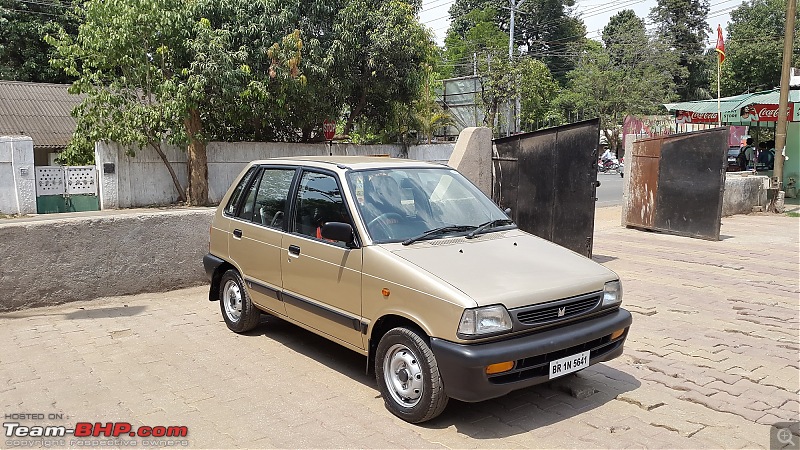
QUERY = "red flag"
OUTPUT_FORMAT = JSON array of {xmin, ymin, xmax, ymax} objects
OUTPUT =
[{"xmin": 715, "ymin": 25, "xmax": 726, "ymax": 64}]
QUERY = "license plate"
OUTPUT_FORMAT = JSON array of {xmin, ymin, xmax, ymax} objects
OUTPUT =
[{"xmin": 548, "ymin": 350, "xmax": 590, "ymax": 379}]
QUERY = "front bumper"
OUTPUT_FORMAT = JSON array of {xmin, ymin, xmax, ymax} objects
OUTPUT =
[{"xmin": 430, "ymin": 308, "xmax": 632, "ymax": 403}]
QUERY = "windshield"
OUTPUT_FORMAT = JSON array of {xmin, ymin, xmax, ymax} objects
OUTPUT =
[{"xmin": 346, "ymin": 167, "xmax": 513, "ymax": 244}]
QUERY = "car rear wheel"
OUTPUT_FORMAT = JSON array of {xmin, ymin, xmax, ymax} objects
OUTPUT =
[
  {"xmin": 375, "ymin": 327, "xmax": 448, "ymax": 423},
  {"xmin": 219, "ymin": 269, "xmax": 260, "ymax": 333}
]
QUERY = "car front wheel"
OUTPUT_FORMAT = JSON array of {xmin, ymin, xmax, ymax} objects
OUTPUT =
[
  {"xmin": 219, "ymin": 269, "xmax": 261, "ymax": 333},
  {"xmin": 375, "ymin": 327, "xmax": 448, "ymax": 423}
]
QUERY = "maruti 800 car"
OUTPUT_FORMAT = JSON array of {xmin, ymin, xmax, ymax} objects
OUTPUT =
[{"xmin": 204, "ymin": 156, "xmax": 632, "ymax": 423}]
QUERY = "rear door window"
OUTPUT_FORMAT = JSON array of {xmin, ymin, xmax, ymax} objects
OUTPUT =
[{"xmin": 252, "ymin": 169, "xmax": 296, "ymax": 228}]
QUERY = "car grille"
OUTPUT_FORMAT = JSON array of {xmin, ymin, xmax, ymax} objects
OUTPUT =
[{"xmin": 514, "ymin": 293, "xmax": 601, "ymax": 325}]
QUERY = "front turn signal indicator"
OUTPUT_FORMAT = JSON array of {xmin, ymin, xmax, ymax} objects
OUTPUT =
[
  {"xmin": 485, "ymin": 361, "xmax": 515, "ymax": 375},
  {"xmin": 610, "ymin": 328, "xmax": 625, "ymax": 340}
]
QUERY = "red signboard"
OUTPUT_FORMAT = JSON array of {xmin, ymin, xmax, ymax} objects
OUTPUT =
[
  {"xmin": 675, "ymin": 110, "xmax": 718, "ymax": 124},
  {"xmin": 323, "ymin": 119, "xmax": 336, "ymax": 140},
  {"xmin": 738, "ymin": 104, "xmax": 794, "ymax": 122}
]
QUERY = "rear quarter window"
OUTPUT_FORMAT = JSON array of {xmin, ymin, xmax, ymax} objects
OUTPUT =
[{"xmin": 224, "ymin": 167, "xmax": 257, "ymax": 216}]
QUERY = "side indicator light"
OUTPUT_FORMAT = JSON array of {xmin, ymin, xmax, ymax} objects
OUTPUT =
[
  {"xmin": 486, "ymin": 361, "xmax": 515, "ymax": 374},
  {"xmin": 381, "ymin": 288, "xmax": 390, "ymax": 297}
]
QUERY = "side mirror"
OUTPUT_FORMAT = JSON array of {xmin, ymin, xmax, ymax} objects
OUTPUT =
[
  {"xmin": 504, "ymin": 208, "xmax": 512, "ymax": 218},
  {"xmin": 321, "ymin": 222, "xmax": 356, "ymax": 247}
]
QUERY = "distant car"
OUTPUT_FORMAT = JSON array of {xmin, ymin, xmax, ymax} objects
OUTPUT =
[{"xmin": 727, "ymin": 146, "xmax": 743, "ymax": 172}]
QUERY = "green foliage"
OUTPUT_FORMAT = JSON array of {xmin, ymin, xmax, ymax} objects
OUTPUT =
[
  {"xmin": 334, "ymin": 0, "xmax": 435, "ymax": 135},
  {"xmin": 447, "ymin": 0, "xmax": 585, "ymax": 83},
  {"xmin": 0, "ymin": 0, "xmax": 79, "ymax": 83},
  {"xmin": 649, "ymin": 0, "xmax": 711, "ymax": 100},
  {"xmin": 517, "ymin": 59, "xmax": 560, "ymax": 131},
  {"xmin": 442, "ymin": 7, "xmax": 560, "ymax": 135},
  {"xmin": 554, "ymin": 21, "xmax": 677, "ymax": 151},
  {"xmin": 47, "ymin": 0, "xmax": 304, "ymax": 204},
  {"xmin": 719, "ymin": 0, "xmax": 800, "ymax": 96},
  {"xmin": 442, "ymin": 6, "xmax": 506, "ymax": 78}
]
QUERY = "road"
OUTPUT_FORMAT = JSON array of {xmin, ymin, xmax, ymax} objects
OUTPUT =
[
  {"xmin": 596, "ymin": 171, "xmax": 624, "ymax": 207},
  {"xmin": 1, "ymin": 206, "xmax": 797, "ymax": 448}
]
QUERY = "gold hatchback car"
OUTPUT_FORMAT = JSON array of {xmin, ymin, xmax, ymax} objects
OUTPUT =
[{"xmin": 204, "ymin": 156, "xmax": 632, "ymax": 423}]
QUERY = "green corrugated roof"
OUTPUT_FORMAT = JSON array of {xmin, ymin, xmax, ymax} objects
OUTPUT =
[
  {"xmin": 736, "ymin": 89, "xmax": 800, "ymax": 106},
  {"xmin": 664, "ymin": 88, "xmax": 799, "ymax": 113},
  {"xmin": 664, "ymin": 92, "xmax": 755, "ymax": 113}
]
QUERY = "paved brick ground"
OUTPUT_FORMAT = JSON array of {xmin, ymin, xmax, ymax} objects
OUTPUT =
[{"xmin": 1, "ymin": 207, "xmax": 798, "ymax": 449}]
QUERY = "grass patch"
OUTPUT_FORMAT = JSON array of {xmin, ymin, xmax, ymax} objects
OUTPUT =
[{"xmin": 786, "ymin": 212, "xmax": 800, "ymax": 217}]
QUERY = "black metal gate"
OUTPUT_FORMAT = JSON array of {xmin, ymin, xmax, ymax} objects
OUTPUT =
[
  {"xmin": 492, "ymin": 119, "xmax": 600, "ymax": 257},
  {"xmin": 624, "ymin": 128, "xmax": 728, "ymax": 240}
]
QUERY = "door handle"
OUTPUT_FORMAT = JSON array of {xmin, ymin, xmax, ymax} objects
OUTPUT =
[
  {"xmin": 288, "ymin": 245, "xmax": 301, "ymax": 256},
  {"xmin": 233, "ymin": 229, "xmax": 243, "ymax": 239}
]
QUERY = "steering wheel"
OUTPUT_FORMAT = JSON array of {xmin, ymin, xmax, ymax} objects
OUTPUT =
[{"xmin": 367, "ymin": 212, "xmax": 404, "ymax": 230}]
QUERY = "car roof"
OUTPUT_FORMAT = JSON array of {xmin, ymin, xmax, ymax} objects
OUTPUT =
[{"xmin": 249, "ymin": 156, "xmax": 449, "ymax": 171}]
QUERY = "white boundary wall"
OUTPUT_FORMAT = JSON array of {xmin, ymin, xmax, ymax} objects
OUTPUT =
[
  {"xmin": 96, "ymin": 141, "xmax": 455, "ymax": 208},
  {"xmin": 0, "ymin": 136, "xmax": 36, "ymax": 215}
]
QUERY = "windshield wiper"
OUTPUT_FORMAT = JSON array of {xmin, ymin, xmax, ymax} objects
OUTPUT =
[
  {"xmin": 466, "ymin": 219, "xmax": 515, "ymax": 239},
  {"xmin": 402, "ymin": 225, "xmax": 476, "ymax": 246}
]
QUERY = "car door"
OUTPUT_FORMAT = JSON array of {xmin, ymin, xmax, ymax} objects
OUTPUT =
[
  {"xmin": 280, "ymin": 169, "xmax": 365, "ymax": 350},
  {"xmin": 228, "ymin": 166, "xmax": 298, "ymax": 316}
]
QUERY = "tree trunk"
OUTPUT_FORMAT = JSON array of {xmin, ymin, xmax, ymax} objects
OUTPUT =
[
  {"xmin": 344, "ymin": 93, "xmax": 367, "ymax": 135},
  {"xmin": 148, "ymin": 142, "xmax": 186, "ymax": 203},
  {"xmin": 184, "ymin": 108, "xmax": 208, "ymax": 206}
]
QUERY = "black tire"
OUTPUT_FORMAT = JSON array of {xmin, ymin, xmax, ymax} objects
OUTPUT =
[
  {"xmin": 375, "ymin": 327, "xmax": 448, "ymax": 423},
  {"xmin": 218, "ymin": 269, "xmax": 260, "ymax": 333}
]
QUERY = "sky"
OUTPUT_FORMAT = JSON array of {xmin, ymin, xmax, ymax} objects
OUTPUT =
[{"xmin": 419, "ymin": 0, "xmax": 735, "ymax": 48}]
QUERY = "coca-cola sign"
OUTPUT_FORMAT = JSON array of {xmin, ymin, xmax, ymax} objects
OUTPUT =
[
  {"xmin": 739, "ymin": 104, "xmax": 794, "ymax": 122},
  {"xmin": 675, "ymin": 110, "xmax": 719, "ymax": 124}
]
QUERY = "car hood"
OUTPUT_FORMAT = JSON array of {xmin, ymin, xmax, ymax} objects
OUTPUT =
[{"xmin": 387, "ymin": 229, "xmax": 617, "ymax": 309}]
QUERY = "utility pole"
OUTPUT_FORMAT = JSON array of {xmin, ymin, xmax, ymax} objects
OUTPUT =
[
  {"xmin": 772, "ymin": 0, "xmax": 796, "ymax": 199},
  {"xmin": 507, "ymin": 0, "xmax": 525, "ymax": 137}
]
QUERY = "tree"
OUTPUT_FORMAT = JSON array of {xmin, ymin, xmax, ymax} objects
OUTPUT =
[
  {"xmin": 447, "ymin": 0, "xmax": 585, "ymax": 83},
  {"xmin": 517, "ymin": 58, "xmax": 560, "ymax": 131},
  {"xmin": 0, "ymin": 0, "xmax": 79, "ymax": 83},
  {"xmin": 48, "ymin": 0, "xmax": 302, "ymax": 205},
  {"xmin": 602, "ymin": 10, "xmax": 678, "ymax": 93},
  {"xmin": 554, "ymin": 37, "xmax": 676, "ymax": 153},
  {"xmin": 197, "ymin": 0, "xmax": 343, "ymax": 143},
  {"xmin": 719, "ymin": 0, "xmax": 800, "ymax": 96},
  {"xmin": 602, "ymin": 10, "xmax": 649, "ymax": 69},
  {"xmin": 442, "ymin": 6, "xmax": 507, "ymax": 78},
  {"xmin": 649, "ymin": 0, "xmax": 711, "ymax": 101},
  {"xmin": 333, "ymin": 0, "xmax": 435, "ymax": 135},
  {"xmin": 414, "ymin": 65, "xmax": 455, "ymax": 144},
  {"xmin": 442, "ymin": 7, "xmax": 559, "ymax": 134}
]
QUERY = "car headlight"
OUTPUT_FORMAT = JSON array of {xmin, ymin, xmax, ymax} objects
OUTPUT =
[
  {"xmin": 603, "ymin": 280, "xmax": 623, "ymax": 306},
  {"xmin": 458, "ymin": 305, "xmax": 512, "ymax": 336}
]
